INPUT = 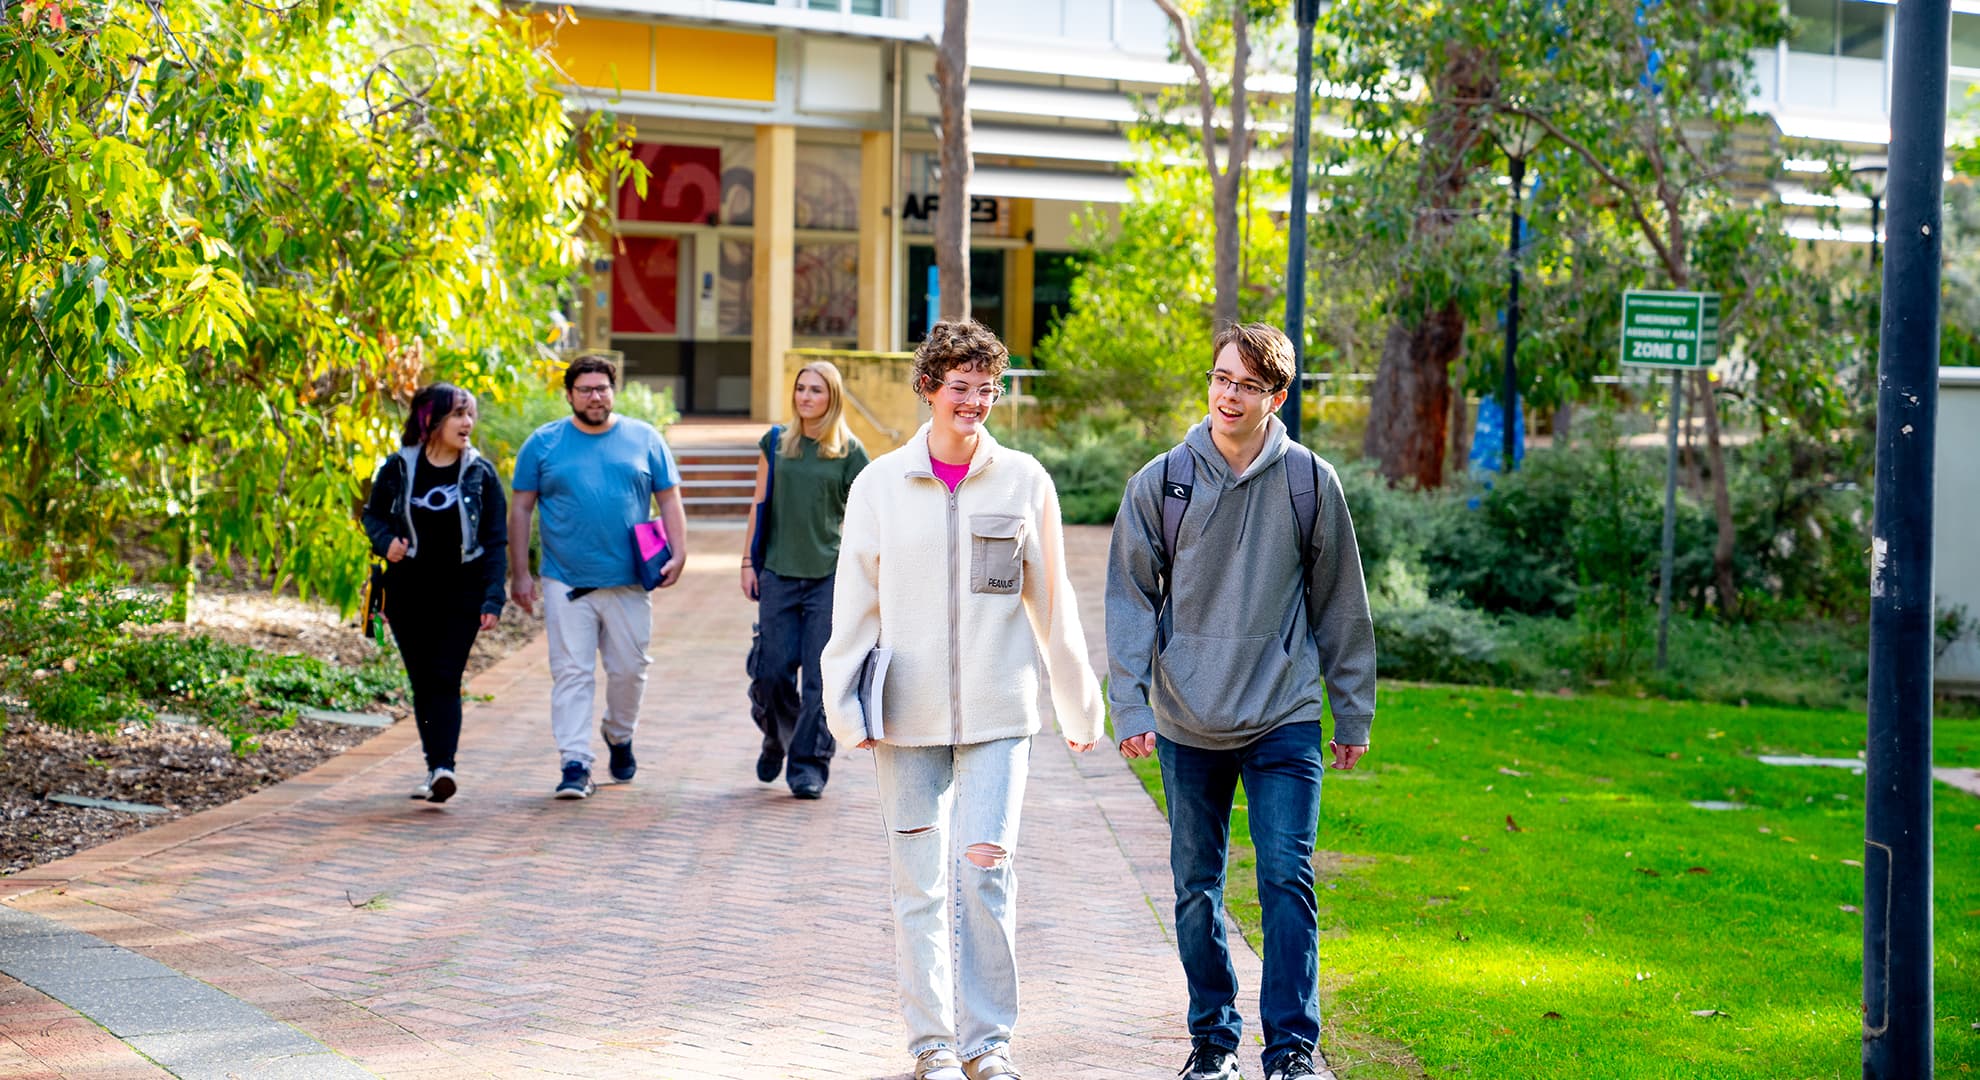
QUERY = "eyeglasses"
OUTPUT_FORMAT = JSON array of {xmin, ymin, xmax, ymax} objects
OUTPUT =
[
  {"xmin": 940, "ymin": 381, "xmax": 1003, "ymax": 404},
  {"xmin": 1206, "ymin": 371, "xmax": 1274, "ymax": 399},
  {"xmin": 572, "ymin": 384, "xmax": 615, "ymax": 398}
]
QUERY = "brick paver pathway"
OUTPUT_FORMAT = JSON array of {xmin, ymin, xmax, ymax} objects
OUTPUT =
[{"xmin": 4, "ymin": 525, "xmax": 1280, "ymax": 1078}]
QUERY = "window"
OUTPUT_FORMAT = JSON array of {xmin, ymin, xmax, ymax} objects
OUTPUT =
[
  {"xmin": 1954, "ymin": 12, "xmax": 1980, "ymax": 70},
  {"xmin": 1032, "ymin": 252, "xmax": 1082, "ymax": 357},
  {"xmin": 906, "ymin": 247, "xmax": 1005, "ymax": 344},
  {"xmin": 1838, "ymin": 1, "xmax": 1885, "ymax": 60},
  {"xmin": 1788, "ymin": 0, "xmax": 1837, "ymax": 54}
]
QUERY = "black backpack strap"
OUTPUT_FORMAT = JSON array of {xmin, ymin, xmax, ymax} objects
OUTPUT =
[
  {"xmin": 1159, "ymin": 445, "xmax": 1194, "ymax": 609},
  {"xmin": 1285, "ymin": 444, "xmax": 1321, "ymax": 630}
]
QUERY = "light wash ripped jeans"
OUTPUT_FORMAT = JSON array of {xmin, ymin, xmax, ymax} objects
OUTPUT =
[{"xmin": 872, "ymin": 735, "xmax": 1031, "ymax": 1060}]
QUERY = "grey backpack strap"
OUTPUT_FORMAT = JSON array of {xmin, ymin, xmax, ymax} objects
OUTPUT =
[
  {"xmin": 1160, "ymin": 445, "xmax": 1194, "ymax": 565},
  {"xmin": 1158, "ymin": 445, "xmax": 1194, "ymax": 610},
  {"xmin": 1285, "ymin": 445, "xmax": 1321, "ymax": 628}
]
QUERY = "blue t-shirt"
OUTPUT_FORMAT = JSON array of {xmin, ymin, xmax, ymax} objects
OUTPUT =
[{"xmin": 512, "ymin": 417, "xmax": 680, "ymax": 588}]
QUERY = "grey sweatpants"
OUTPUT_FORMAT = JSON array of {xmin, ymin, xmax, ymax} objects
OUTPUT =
[{"xmin": 542, "ymin": 579, "xmax": 652, "ymax": 767}]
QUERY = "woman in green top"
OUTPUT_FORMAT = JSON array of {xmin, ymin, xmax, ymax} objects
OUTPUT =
[{"xmin": 740, "ymin": 360, "xmax": 871, "ymax": 799}]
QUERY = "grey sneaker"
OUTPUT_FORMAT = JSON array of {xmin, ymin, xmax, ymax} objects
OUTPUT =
[
  {"xmin": 554, "ymin": 761, "xmax": 594, "ymax": 799},
  {"xmin": 914, "ymin": 1048, "xmax": 966, "ymax": 1080},
  {"xmin": 425, "ymin": 768, "xmax": 457, "ymax": 804},
  {"xmin": 1264, "ymin": 1050, "xmax": 1320, "ymax": 1080},
  {"xmin": 1180, "ymin": 1041, "xmax": 1244, "ymax": 1080}
]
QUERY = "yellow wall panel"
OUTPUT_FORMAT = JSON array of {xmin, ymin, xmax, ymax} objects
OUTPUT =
[
  {"xmin": 541, "ymin": 15, "xmax": 652, "ymax": 93},
  {"xmin": 653, "ymin": 26, "xmax": 777, "ymax": 102}
]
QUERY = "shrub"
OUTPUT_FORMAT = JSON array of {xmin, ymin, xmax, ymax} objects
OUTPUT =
[
  {"xmin": 0, "ymin": 559, "xmax": 405, "ymax": 749},
  {"xmin": 1372, "ymin": 599, "xmax": 1508, "ymax": 686},
  {"xmin": 1007, "ymin": 410, "xmax": 1170, "ymax": 525}
]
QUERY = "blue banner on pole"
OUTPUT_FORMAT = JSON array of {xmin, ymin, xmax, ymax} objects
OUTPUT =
[{"xmin": 1469, "ymin": 394, "xmax": 1525, "ymax": 474}]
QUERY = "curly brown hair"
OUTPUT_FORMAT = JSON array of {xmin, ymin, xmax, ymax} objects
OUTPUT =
[
  {"xmin": 563, "ymin": 352, "xmax": 620, "ymax": 392},
  {"xmin": 911, "ymin": 319, "xmax": 1010, "ymax": 397}
]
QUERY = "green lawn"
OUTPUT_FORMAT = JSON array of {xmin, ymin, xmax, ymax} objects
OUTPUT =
[{"xmin": 1125, "ymin": 685, "xmax": 1980, "ymax": 1078}]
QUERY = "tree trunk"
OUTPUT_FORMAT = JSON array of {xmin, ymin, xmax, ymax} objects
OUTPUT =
[
  {"xmin": 1152, "ymin": 0, "xmax": 1249, "ymax": 329},
  {"xmin": 1695, "ymin": 368, "xmax": 1738, "ymax": 614},
  {"xmin": 1364, "ymin": 301, "xmax": 1462, "ymax": 489},
  {"xmin": 934, "ymin": 0, "xmax": 971, "ymax": 322},
  {"xmin": 1362, "ymin": 42, "xmax": 1497, "ymax": 488},
  {"xmin": 1449, "ymin": 358, "xmax": 1471, "ymax": 462}
]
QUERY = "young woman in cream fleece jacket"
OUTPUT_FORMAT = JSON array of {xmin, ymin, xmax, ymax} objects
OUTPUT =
[{"xmin": 821, "ymin": 320, "xmax": 1104, "ymax": 1080}]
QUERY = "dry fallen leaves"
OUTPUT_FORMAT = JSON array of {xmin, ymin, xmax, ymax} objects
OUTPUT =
[
  {"xmin": 1636, "ymin": 868, "xmax": 1662, "ymax": 877},
  {"xmin": 1840, "ymin": 905, "xmax": 1862, "ymax": 915},
  {"xmin": 1690, "ymin": 1009, "xmax": 1730, "ymax": 1018},
  {"xmin": 1685, "ymin": 867, "xmax": 1710, "ymax": 875},
  {"xmin": 1542, "ymin": 1011, "xmax": 1563, "ymax": 1020},
  {"xmin": 1505, "ymin": 815, "xmax": 1523, "ymax": 833}
]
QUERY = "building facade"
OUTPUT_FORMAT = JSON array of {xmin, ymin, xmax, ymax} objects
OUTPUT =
[{"xmin": 539, "ymin": 0, "xmax": 1977, "ymax": 421}]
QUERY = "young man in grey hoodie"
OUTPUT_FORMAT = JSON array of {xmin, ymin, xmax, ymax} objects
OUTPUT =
[{"xmin": 1106, "ymin": 322, "xmax": 1377, "ymax": 1080}]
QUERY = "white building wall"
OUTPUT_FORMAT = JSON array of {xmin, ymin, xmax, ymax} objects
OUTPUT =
[{"xmin": 1938, "ymin": 367, "xmax": 1980, "ymax": 688}]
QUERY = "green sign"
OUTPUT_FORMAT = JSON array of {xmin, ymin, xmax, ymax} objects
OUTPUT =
[{"xmin": 1620, "ymin": 290, "xmax": 1720, "ymax": 369}]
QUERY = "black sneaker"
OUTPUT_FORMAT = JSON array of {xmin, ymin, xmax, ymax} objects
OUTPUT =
[
  {"xmin": 1180, "ymin": 1041, "xmax": 1243, "ymax": 1080},
  {"xmin": 554, "ymin": 761, "xmax": 594, "ymax": 799},
  {"xmin": 755, "ymin": 747, "xmax": 783, "ymax": 783},
  {"xmin": 1264, "ymin": 1050, "xmax": 1319, "ymax": 1080},
  {"xmin": 606, "ymin": 740, "xmax": 636, "ymax": 782},
  {"xmin": 426, "ymin": 768, "xmax": 457, "ymax": 804},
  {"xmin": 792, "ymin": 782, "xmax": 823, "ymax": 800}
]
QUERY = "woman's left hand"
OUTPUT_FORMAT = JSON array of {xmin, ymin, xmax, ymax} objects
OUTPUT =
[
  {"xmin": 480, "ymin": 613, "xmax": 498, "ymax": 631},
  {"xmin": 1067, "ymin": 739, "xmax": 1095, "ymax": 752}
]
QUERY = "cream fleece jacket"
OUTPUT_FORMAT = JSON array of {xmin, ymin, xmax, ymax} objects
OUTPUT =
[{"xmin": 821, "ymin": 423, "xmax": 1105, "ymax": 748}]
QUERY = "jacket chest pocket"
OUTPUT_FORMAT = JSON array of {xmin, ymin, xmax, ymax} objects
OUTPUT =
[{"xmin": 969, "ymin": 513, "xmax": 1026, "ymax": 595}]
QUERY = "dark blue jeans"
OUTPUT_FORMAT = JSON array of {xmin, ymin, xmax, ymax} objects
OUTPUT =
[
  {"xmin": 1158, "ymin": 721, "xmax": 1325, "ymax": 1066},
  {"xmin": 750, "ymin": 569, "xmax": 837, "ymax": 790}
]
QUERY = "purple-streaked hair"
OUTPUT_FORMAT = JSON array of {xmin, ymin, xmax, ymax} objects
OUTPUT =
[{"xmin": 400, "ymin": 382, "xmax": 469, "ymax": 447}]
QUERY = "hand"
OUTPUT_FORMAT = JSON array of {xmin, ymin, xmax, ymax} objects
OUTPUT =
[
  {"xmin": 511, "ymin": 572, "xmax": 537, "ymax": 616},
  {"xmin": 479, "ymin": 612, "xmax": 498, "ymax": 632},
  {"xmin": 658, "ymin": 553, "xmax": 685, "ymax": 589},
  {"xmin": 741, "ymin": 565, "xmax": 759, "ymax": 601},
  {"xmin": 1067, "ymin": 739, "xmax": 1095, "ymax": 752},
  {"xmin": 1328, "ymin": 741, "xmax": 1368, "ymax": 771},
  {"xmin": 385, "ymin": 537, "xmax": 409, "ymax": 563},
  {"xmin": 1118, "ymin": 732, "xmax": 1156, "ymax": 759},
  {"xmin": 856, "ymin": 738, "xmax": 876, "ymax": 750}
]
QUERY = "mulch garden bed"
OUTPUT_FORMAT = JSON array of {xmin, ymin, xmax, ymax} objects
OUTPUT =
[{"xmin": 0, "ymin": 581, "xmax": 541, "ymax": 880}]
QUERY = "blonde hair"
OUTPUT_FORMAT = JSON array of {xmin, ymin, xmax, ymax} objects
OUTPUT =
[{"xmin": 782, "ymin": 360, "xmax": 855, "ymax": 460}]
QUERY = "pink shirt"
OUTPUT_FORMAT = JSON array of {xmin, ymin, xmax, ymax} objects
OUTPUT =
[{"xmin": 931, "ymin": 458, "xmax": 969, "ymax": 492}]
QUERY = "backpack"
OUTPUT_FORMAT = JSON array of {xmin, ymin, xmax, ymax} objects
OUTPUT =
[{"xmin": 1159, "ymin": 442, "xmax": 1322, "ymax": 630}]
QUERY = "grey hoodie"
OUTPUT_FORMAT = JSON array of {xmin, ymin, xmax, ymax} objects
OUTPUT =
[{"xmin": 1105, "ymin": 415, "xmax": 1376, "ymax": 751}]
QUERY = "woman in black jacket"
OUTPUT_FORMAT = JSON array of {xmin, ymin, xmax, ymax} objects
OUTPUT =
[{"xmin": 361, "ymin": 382, "xmax": 508, "ymax": 803}]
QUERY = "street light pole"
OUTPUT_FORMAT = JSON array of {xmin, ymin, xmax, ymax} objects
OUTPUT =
[
  {"xmin": 1502, "ymin": 153, "xmax": 1525, "ymax": 474},
  {"xmin": 1863, "ymin": 3, "xmax": 1946, "ymax": 1078},
  {"xmin": 1279, "ymin": 0, "xmax": 1321, "ymax": 443}
]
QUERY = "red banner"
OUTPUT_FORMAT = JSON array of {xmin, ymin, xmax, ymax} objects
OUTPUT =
[
  {"xmin": 611, "ymin": 236, "xmax": 679, "ymax": 335},
  {"xmin": 618, "ymin": 143, "xmax": 722, "ymax": 224}
]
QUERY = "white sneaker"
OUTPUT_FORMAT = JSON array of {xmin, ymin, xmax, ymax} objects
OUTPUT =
[
  {"xmin": 426, "ymin": 768, "xmax": 457, "ymax": 804},
  {"xmin": 914, "ymin": 1048, "xmax": 966, "ymax": 1080},
  {"xmin": 409, "ymin": 774, "xmax": 432, "ymax": 800}
]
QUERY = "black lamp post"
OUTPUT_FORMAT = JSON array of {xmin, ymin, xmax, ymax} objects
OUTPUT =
[
  {"xmin": 1279, "ymin": 0, "xmax": 1323, "ymax": 443},
  {"xmin": 1853, "ymin": 158, "xmax": 1890, "ymax": 268}
]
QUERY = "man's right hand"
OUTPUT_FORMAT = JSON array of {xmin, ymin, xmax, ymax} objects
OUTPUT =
[
  {"xmin": 511, "ymin": 572, "xmax": 538, "ymax": 616},
  {"xmin": 1118, "ymin": 733, "xmax": 1156, "ymax": 759},
  {"xmin": 385, "ymin": 537, "xmax": 409, "ymax": 563}
]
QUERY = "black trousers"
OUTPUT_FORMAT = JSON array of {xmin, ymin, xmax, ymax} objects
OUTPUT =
[{"xmin": 386, "ymin": 589, "xmax": 482, "ymax": 772}]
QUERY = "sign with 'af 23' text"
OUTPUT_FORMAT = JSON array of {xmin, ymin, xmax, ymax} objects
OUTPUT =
[{"xmin": 1620, "ymin": 290, "xmax": 1720, "ymax": 369}]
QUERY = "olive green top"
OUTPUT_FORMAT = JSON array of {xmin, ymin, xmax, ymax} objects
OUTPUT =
[{"xmin": 758, "ymin": 428, "xmax": 870, "ymax": 580}]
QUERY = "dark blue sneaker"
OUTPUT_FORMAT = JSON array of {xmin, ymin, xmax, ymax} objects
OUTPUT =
[
  {"xmin": 606, "ymin": 740, "xmax": 636, "ymax": 782},
  {"xmin": 554, "ymin": 761, "xmax": 594, "ymax": 800}
]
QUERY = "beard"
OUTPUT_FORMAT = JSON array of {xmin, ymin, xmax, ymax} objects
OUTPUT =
[{"xmin": 571, "ymin": 402, "xmax": 612, "ymax": 426}]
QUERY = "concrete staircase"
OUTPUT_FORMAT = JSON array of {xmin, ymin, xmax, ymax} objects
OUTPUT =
[
  {"xmin": 677, "ymin": 447, "xmax": 757, "ymax": 518},
  {"xmin": 667, "ymin": 417, "xmax": 767, "ymax": 519}
]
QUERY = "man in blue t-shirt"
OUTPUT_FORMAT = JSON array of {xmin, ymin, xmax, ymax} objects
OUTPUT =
[{"xmin": 510, "ymin": 354, "xmax": 686, "ymax": 800}]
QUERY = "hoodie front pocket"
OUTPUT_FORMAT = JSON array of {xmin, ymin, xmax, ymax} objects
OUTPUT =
[
  {"xmin": 1152, "ymin": 633, "xmax": 1298, "ymax": 729},
  {"xmin": 969, "ymin": 513, "xmax": 1026, "ymax": 595}
]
